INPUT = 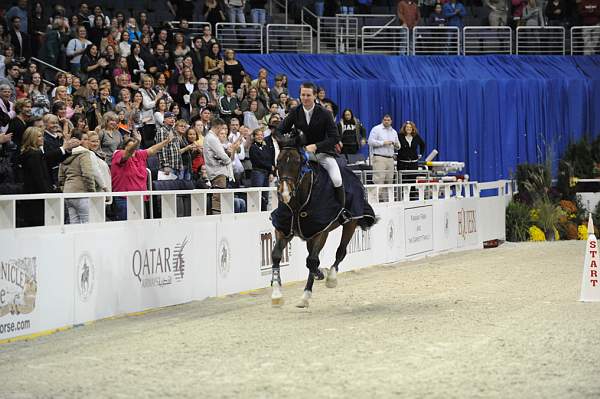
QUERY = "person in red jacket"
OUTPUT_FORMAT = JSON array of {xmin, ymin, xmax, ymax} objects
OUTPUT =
[{"xmin": 578, "ymin": 0, "xmax": 600, "ymax": 54}]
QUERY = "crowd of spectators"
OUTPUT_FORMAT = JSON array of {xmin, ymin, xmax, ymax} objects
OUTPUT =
[{"xmin": 0, "ymin": 0, "xmax": 597, "ymax": 227}]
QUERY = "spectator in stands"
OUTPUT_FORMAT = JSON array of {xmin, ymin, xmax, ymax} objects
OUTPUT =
[
  {"xmin": 522, "ymin": 0, "xmax": 543, "ymax": 25},
  {"xmin": 28, "ymin": 73, "xmax": 49, "ymax": 118},
  {"xmin": 398, "ymin": 0, "xmax": 422, "ymax": 30},
  {"xmin": 314, "ymin": 0, "xmax": 326, "ymax": 16},
  {"xmin": 338, "ymin": 108, "xmax": 366, "ymax": 161},
  {"xmin": 219, "ymin": 81, "xmax": 243, "ymax": 124},
  {"xmin": 172, "ymin": 32, "xmax": 191, "ymax": 60},
  {"xmin": 0, "ymin": 84, "xmax": 16, "ymax": 133},
  {"xmin": 128, "ymin": 43, "xmax": 147, "ymax": 85},
  {"xmin": 153, "ymin": 97, "xmax": 169, "ymax": 128},
  {"xmin": 0, "ymin": 45, "xmax": 11, "ymax": 78},
  {"xmin": 207, "ymin": 78, "xmax": 221, "ymax": 108},
  {"xmin": 203, "ymin": 117, "xmax": 231, "ymax": 213},
  {"xmin": 81, "ymin": 44, "xmax": 108, "ymax": 84},
  {"xmin": 176, "ymin": 67, "xmax": 196, "ymax": 121},
  {"xmin": 241, "ymin": 87, "xmax": 266, "ymax": 118},
  {"xmin": 368, "ymin": 114, "xmax": 399, "ymax": 201},
  {"xmin": 485, "ymin": 0, "xmax": 510, "ymax": 25},
  {"xmin": 1, "ymin": 62, "xmax": 20, "ymax": 102},
  {"xmin": 118, "ymin": 31, "xmax": 131, "ymax": 58},
  {"xmin": 17, "ymin": 126, "xmax": 76, "ymax": 226},
  {"xmin": 250, "ymin": 0, "xmax": 269, "ymax": 24},
  {"xmin": 67, "ymin": 26, "xmax": 91, "ymax": 76},
  {"xmin": 227, "ymin": 117, "xmax": 247, "ymax": 185},
  {"xmin": 191, "ymin": 92, "xmax": 210, "ymax": 119},
  {"xmin": 223, "ymin": 49, "xmax": 246, "ymax": 92},
  {"xmin": 168, "ymin": 0, "xmax": 197, "ymax": 20},
  {"xmin": 101, "ymin": 27, "xmax": 120, "ymax": 55},
  {"xmin": 204, "ymin": 0, "xmax": 228, "ymax": 32},
  {"xmin": 88, "ymin": 15, "xmax": 106, "ymax": 48},
  {"xmin": 579, "ymin": 0, "xmax": 600, "ymax": 54},
  {"xmin": 85, "ymin": 131, "xmax": 111, "ymax": 193},
  {"xmin": 257, "ymin": 78, "xmax": 271, "ymax": 109},
  {"xmin": 126, "ymin": 18, "xmax": 142, "ymax": 44},
  {"xmin": 263, "ymin": 113, "xmax": 281, "ymax": 137},
  {"xmin": 98, "ymin": 111, "xmax": 123, "ymax": 165},
  {"xmin": 39, "ymin": 17, "xmax": 63, "ymax": 80},
  {"xmin": 545, "ymin": 0, "xmax": 569, "ymax": 26},
  {"xmin": 243, "ymin": 100, "xmax": 262, "ymax": 130},
  {"xmin": 316, "ymin": 87, "xmax": 338, "ymax": 116},
  {"xmin": 155, "ymin": 111, "xmax": 184, "ymax": 180},
  {"xmin": 204, "ymin": 42, "xmax": 224, "ymax": 79},
  {"xmin": 428, "ymin": 3, "xmax": 447, "ymax": 25},
  {"xmin": 58, "ymin": 130, "xmax": 97, "ymax": 224},
  {"xmin": 5, "ymin": 0, "xmax": 29, "ymax": 34},
  {"xmin": 226, "ymin": 0, "xmax": 247, "ymax": 23},
  {"xmin": 6, "ymin": 98, "xmax": 30, "ymax": 152},
  {"xmin": 249, "ymin": 127, "xmax": 273, "ymax": 210},
  {"xmin": 77, "ymin": 3, "xmax": 91, "ymax": 29},
  {"xmin": 340, "ymin": 0, "xmax": 356, "ymax": 14},
  {"xmin": 175, "ymin": 121, "xmax": 198, "ymax": 181},
  {"xmin": 111, "ymin": 134, "xmax": 173, "ymax": 220},
  {"xmin": 443, "ymin": 0, "xmax": 467, "ymax": 29},
  {"xmin": 89, "ymin": 5, "xmax": 111, "ymax": 27},
  {"xmin": 270, "ymin": 74, "xmax": 287, "ymax": 104}
]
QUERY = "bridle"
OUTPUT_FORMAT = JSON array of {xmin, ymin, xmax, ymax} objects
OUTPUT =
[{"xmin": 276, "ymin": 147, "xmax": 304, "ymax": 200}]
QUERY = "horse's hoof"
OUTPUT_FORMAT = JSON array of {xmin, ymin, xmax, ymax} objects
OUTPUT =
[
  {"xmin": 326, "ymin": 267, "xmax": 337, "ymax": 288},
  {"xmin": 295, "ymin": 299, "xmax": 309, "ymax": 308},
  {"xmin": 271, "ymin": 297, "xmax": 284, "ymax": 307},
  {"xmin": 313, "ymin": 269, "xmax": 325, "ymax": 280},
  {"xmin": 295, "ymin": 290, "xmax": 312, "ymax": 308}
]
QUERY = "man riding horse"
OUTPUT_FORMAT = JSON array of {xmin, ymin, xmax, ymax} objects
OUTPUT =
[{"xmin": 270, "ymin": 82, "xmax": 377, "ymax": 308}]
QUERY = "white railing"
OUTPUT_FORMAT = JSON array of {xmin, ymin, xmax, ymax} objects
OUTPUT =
[
  {"xmin": 463, "ymin": 26, "xmax": 512, "ymax": 55},
  {"xmin": 516, "ymin": 26, "xmax": 565, "ymax": 55},
  {"xmin": 266, "ymin": 24, "xmax": 312, "ymax": 53},
  {"xmin": 570, "ymin": 26, "xmax": 600, "ymax": 55},
  {"xmin": 361, "ymin": 26, "xmax": 409, "ymax": 55},
  {"xmin": 0, "ymin": 181, "xmax": 502, "ymax": 230},
  {"xmin": 167, "ymin": 21, "xmax": 211, "ymax": 34},
  {"xmin": 216, "ymin": 22, "xmax": 264, "ymax": 54},
  {"xmin": 269, "ymin": 0, "xmax": 288, "ymax": 24},
  {"xmin": 318, "ymin": 16, "xmax": 359, "ymax": 54},
  {"xmin": 413, "ymin": 26, "xmax": 460, "ymax": 55}
]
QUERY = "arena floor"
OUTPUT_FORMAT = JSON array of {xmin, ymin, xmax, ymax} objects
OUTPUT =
[{"xmin": 1, "ymin": 241, "xmax": 599, "ymax": 398}]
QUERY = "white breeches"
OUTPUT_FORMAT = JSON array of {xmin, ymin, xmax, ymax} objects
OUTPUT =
[{"xmin": 316, "ymin": 153, "xmax": 343, "ymax": 188}]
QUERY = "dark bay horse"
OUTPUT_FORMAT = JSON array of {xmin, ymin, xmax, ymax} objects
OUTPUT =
[{"xmin": 270, "ymin": 137, "xmax": 376, "ymax": 308}]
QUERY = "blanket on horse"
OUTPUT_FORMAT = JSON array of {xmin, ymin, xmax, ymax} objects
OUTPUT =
[{"xmin": 271, "ymin": 158, "xmax": 376, "ymax": 240}]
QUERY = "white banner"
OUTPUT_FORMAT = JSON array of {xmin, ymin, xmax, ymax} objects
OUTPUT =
[
  {"xmin": 0, "ymin": 232, "xmax": 74, "ymax": 340},
  {"xmin": 456, "ymin": 198, "xmax": 481, "ymax": 249},
  {"xmin": 404, "ymin": 205, "xmax": 434, "ymax": 256}
]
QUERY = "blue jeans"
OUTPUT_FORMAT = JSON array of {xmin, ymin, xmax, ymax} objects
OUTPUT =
[
  {"xmin": 229, "ymin": 6, "xmax": 246, "ymax": 23},
  {"xmin": 251, "ymin": 8, "xmax": 266, "ymax": 24},
  {"xmin": 340, "ymin": 6, "xmax": 354, "ymax": 14},
  {"xmin": 114, "ymin": 197, "xmax": 127, "ymax": 221},
  {"xmin": 251, "ymin": 169, "xmax": 269, "ymax": 211},
  {"xmin": 314, "ymin": 1, "xmax": 324, "ymax": 17}
]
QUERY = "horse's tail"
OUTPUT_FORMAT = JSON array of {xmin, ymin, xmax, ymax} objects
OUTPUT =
[{"xmin": 358, "ymin": 215, "xmax": 379, "ymax": 231}]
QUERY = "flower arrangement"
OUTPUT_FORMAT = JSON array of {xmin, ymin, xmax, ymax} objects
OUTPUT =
[
  {"xmin": 529, "ymin": 226, "xmax": 546, "ymax": 241},
  {"xmin": 578, "ymin": 224, "xmax": 588, "ymax": 240}
]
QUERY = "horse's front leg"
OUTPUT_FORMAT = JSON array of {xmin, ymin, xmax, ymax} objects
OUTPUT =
[
  {"xmin": 297, "ymin": 233, "xmax": 328, "ymax": 308},
  {"xmin": 327, "ymin": 220, "xmax": 358, "ymax": 288},
  {"xmin": 271, "ymin": 230, "xmax": 290, "ymax": 307}
]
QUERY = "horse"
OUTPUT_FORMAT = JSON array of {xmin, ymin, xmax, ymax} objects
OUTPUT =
[{"xmin": 270, "ymin": 134, "xmax": 376, "ymax": 308}]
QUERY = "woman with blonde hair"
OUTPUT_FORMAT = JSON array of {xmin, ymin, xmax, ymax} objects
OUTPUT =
[
  {"xmin": 58, "ymin": 130, "xmax": 97, "ymax": 224},
  {"xmin": 97, "ymin": 111, "xmax": 123, "ymax": 165},
  {"xmin": 84, "ymin": 130, "xmax": 111, "ymax": 194}
]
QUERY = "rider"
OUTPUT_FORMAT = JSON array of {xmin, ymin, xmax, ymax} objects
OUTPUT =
[{"xmin": 276, "ymin": 82, "xmax": 352, "ymax": 224}]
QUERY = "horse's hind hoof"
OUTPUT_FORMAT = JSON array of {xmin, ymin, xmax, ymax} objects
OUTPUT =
[{"xmin": 326, "ymin": 267, "xmax": 337, "ymax": 288}]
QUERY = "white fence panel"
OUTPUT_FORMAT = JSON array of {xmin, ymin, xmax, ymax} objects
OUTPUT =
[
  {"xmin": 413, "ymin": 26, "xmax": 460, "ymax": 55},
  {"xmin": 571, "ymin": 26, "xmax": 600, "ymax": 55},
  {"xmin": 361, "ymin": 26, "xmax": 409, "ymax": 55},
  {"xmin": 463, "ymin": 26, "xmax": 512, "ymax": 55},
  {"xmin": 516, "ymin": 26, "xmax": 565, "ymax": 55},
  {"xmin": 266, "ymin": 24, "xmax": 312, "ymax": 53},
  {"xmin": 318, "ymin": 16, "xmax": 359, "ymax": 54},
  {"xmin": 216, "ymin": 23, "xmax": 263, "ymax": 54}
]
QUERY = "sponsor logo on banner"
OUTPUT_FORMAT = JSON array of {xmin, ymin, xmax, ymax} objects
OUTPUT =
[
  {"xmin": 77, "ymin": 252, "xmax": 95, "ymax": 302},
  {"xmin": 218, "ymin": 238, "xmax": 231, "ymax": 278},
  {"xmin": 260, "ymin": 231, "xmax": 290, "ymax": 276},
  {"xmin": 0, "ymin": 257, "xmax": 36, "ymax": 336},
  {"xmin": 457, "ymin": 207, "xmax": 477, "ymax": 240},
  {"xmin": 386, "ymin": 220, "xmax": 395, "ymax": 249},
  {"xmin": 348, "ymin": 229, "xmax": 372, "ymax": 254},
  {"xmin": 131, "ymin": 237, "xmax": 189, "ymax": 288}
]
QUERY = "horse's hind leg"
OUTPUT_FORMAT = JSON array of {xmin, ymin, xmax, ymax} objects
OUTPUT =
[
  {"xmin": 327, "ymin": 221, "xmax": 358, "ymax": 288},
  {"xmin": 296, "ymin": 233, "xmax": 328, "ymax": 308},
  {"xmin": 271, "ymin": 230, "xmax": 290, "ymax": 307}
]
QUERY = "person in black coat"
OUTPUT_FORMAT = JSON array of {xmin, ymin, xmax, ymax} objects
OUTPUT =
[
  {"xmin": 276, "ymin": 82, "xmax": 351, "ymax": 223},
  {"xmin": 9, "ymin": 16, "xmax": 31, "ymax": 63},
  {"xmin": 396, "ymin": 121, "xmax": 426, "ymax": 171}
]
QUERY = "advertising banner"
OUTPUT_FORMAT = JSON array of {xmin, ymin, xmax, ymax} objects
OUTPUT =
[
  {"xmin": 456, "ymin": 198, "xmax": 481, "ymax": 249},
  {"xmin": 0, "ymin": 231, "xmax": 74, "ymax": 340},
  {"xmin": 404, "ymin": 205, "xmax": 434, "ymax": 257}
]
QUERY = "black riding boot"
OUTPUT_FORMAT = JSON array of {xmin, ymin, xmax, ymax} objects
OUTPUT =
[{"xmin": 335, "ymin": 186, "xmax": 352, "ymax": 225}]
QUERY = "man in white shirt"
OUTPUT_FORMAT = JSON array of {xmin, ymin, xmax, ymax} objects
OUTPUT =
[
  {"xmin": 368, "ymin": 114, "xmax": 400, "ymax": 201},
  {"xmin": 227, "ymin": 118, "xmax": 246, "ymax": 185}
]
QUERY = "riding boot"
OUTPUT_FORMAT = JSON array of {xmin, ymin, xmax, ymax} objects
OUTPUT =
[{"xmin": 335, "ymin": 186, "xmax": 352, "ymax": 225}]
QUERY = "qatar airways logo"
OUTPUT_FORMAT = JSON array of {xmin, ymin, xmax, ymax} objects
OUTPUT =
[{"xmin": 131, "ymin": 237, "xmax": 189, "ymax": 288}]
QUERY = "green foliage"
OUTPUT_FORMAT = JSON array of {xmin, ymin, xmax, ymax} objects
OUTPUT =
[
  {"xmin": 534, "ymin": 198, "xmax": 564, "ymax": 235},
  {"xmin": 516, "ymin": 163, "xmax": 551, "ymax": 204},
  {"xmin": 506, "ymin": 200, "xmax": 532, "ymax": 242}
]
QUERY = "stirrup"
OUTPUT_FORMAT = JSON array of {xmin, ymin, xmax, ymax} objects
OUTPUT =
[{"xmin": 339, "ymin": 208, "xmax": 353, "ymax": 225}]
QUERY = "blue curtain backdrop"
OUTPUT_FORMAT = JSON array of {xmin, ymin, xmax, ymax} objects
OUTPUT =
[{"xmin": 236, "ymin": 54, "xmax": 600, "ymax": 182}]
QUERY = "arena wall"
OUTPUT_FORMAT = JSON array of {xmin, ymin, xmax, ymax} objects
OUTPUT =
[{"xmin": 0, "ymin": 181, "xmax": 509, "ymax": 341}]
